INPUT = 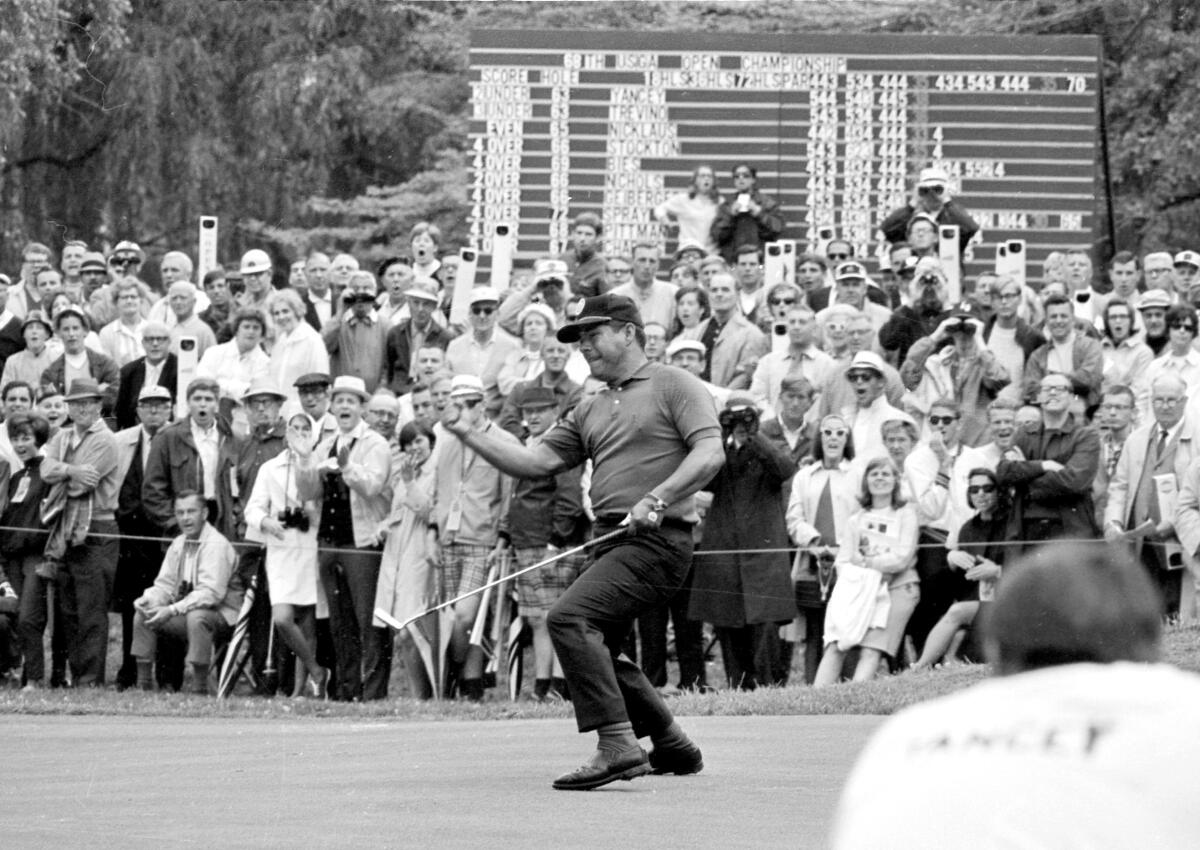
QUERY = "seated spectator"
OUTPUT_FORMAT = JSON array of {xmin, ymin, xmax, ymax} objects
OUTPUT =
[
  {"xmin": 131, "ymin": 491, "xmax": 243, "ymax": 694},
  {"xmin": 913, "ymin": 466, "xmax": 1009, "ymax": 667},
  {"xmin": 814, "ymin": 457, "xmax": 919, "ymax": 686},
  {"xmin": 710, "ymin": 163, "xmax": 784, "ymax": 264},
  {"xmin": 1022, "ymin": 294, "xmax": 1104, "ymax": 408}
]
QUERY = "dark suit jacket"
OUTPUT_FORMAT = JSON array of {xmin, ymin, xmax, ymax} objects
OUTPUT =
[
  {"xmin": 385, "ymin": 320, "xmax": 451, "ymax": 394},
  {"xmin": 114, "ymin": 354, "xmax": 179, "ymax": 431},
  {"xmin": 0, "ymin": 314, "xmax": 23, "ymax": 372},
  {"xmin": 41, "ymin": 348, "xmax": 121, "ymax": 417},
  {"xmin": 142, "ymin": 417, "xmax": 241, "ymax": 539},
  {"xmin": 759, "ymin": 417, "xmax": 814, "ymax": 492}
]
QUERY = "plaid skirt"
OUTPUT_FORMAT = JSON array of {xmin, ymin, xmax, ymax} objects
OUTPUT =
[
  {"xmin": 439, "ymin": 542, "xmax": 494, "ymax": 601},
  {"xmin": 514, "ymin": 545, "xmax": 587, "ymax": 616}
]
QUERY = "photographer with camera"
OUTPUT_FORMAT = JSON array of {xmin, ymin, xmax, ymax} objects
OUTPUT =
[
  {"xmin": 879, "ymin": 166, "xmax": 979, "ymax": 254},
  {"xmin": 322, "ymin": 271, "xmax": 389, "ymax": 393},
  {"xmin": 879, "ymin": 259, "xmax": 955, "ymax": 370},
  {"xmin": 690, "ymin": 394, "xmax": 797, "ymax": 690},
  {"xmin": 244, "ymin": 411, "xmax": 327, "ymax": 698}
]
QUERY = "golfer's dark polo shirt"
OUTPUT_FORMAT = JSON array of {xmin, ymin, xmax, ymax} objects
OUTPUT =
[{"xmin": 541, "ymin": 361, "xmax": 720, "ymax": 522}]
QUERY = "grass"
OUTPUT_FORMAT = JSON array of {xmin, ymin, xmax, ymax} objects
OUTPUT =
[{"xmin": 5, "ymin": 624, "xmax": 1197, "ymax": 722}]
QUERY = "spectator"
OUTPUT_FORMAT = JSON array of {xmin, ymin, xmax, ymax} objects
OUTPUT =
[
  {"xmin": 1142, "ymin": 251, "xmax": 1177, "ymax": 301},
  {"xmin": 37, "ymin": 386, "xmax": 67, "ymax": 430},
  {"xmin": 375, "ymin": 257, "xmax": 416, "ymax": 327},
  {"xmin": 816, "ymin": 262, "xmax": 893, "ymax": 336},
  {"xmin": 1100, "ymin": 299, "xmax": 1153, "ymax": 413},
  {"xmin": 655, "ymin": 164, "xmax": 722, "ymax": 256},
  {"xmin": 840, "ymin": 351, "xmax": 905, "ymax": 462},
  {"xmin": 143, "ymin": 377, "xmax": 241, "ymax": 541},
  {"xmin": 498, "ymin": 337, "xmax": 582, "ymax": 441},
  {"xmin": 199, "ymin": 269, "xmax": 233, "ymax": 340},
  {"xmin": 1106, "ymin": 373, "xmax": 1198, "ymax": 617},
  {"xmin": 97, "ymin": 279, "xmax": 149, "ymax": 368},
  {"xmin": 385, "ymin": 277, "xmax": 451, "ymax": 395},
  {"xmin": 998, "ymin": 372, "xmax": 1101, "ymax": 545},
  {"xmin": 497, "ymin": 260, "xmax": 571, "ymax": 337},
  {"xmin": 267, "ymin": 289, "xmax": 329, "ymax": 405},
  {"xmin": 878, "ymin": 263, "xmax": 953, "ymax": 369},
  {"xmin": 879, "ymin": 166, "xmax": 978, "ymax": 253},
  {"xmin": 1093, "ymin": 385, "xmax": 1136, "ymax": 528},
  {"xmin": 1062, "ymin": 249, "xmax": 1105, "ymax": 325},
  {"xmin": 1145, "ymin": 305, "xmax": 1200, "ymax": 418},
  {"xmin": 904, "ymin": 213, "xmax": 939, "ymax": 259},
  {"xmin": 112, "ymin": 385, "xmax": 174, "ymax": 689},
  {"xmin": 59, "ymin": 240, "xmax": 87, "ymax": 301},
  {"xmin": 445, "ymin": 285, "xmax": 519, "ymax": 380},
  {"xmin": 131, "ymin": 490, "xmax": 243, "ymax": 694},
  {"xmin": 374, "ymin": 420, "xmax": 438, "ymax": 699},
  {"xmin": 409, "ymin": 222, "xmax": 441, "ymax": 280},
  {"xmin": 0, "ymin": 380, "xmax": 34, "ymax": 476},
  {"xmin": 1, "ymin": 312, "xmax": 56, "ymax": 390},
  {"xmin": 912, "ymin": 466, "xmax": 1009, "ymax": 668},
  {"xmin": 237, "ymin": 249, "xmax": 275, "ymax": 318},
  {"xmin": 905, "ymin": 313, "xmax": 1010, "ymax": 446},
  {"xmin": 669, "ymin": 259, "xmax": 699, "ymax": 287},
  {"xmin": 703, "ymin": 271, "xmax": 766, "ymax": 390},
  {"xmin": 301, "ymin": 251, "xmax": 333, "ymax": 331},
  {"xmin": 786, "ymin": 414, "xmax": 858, "ymax": 684},
  {"xmin": 41, "ymin": 378, "xmax": 121, "ymax": 686},
  {"xmin": 244, "ymin": 412, "xmax": 327, "ymax": 698},
  {"xmin": 609, "ymin": 242, "xmax": 679, "ymax": 330},
  {"xmin": 2, "ymin": 411, "xmax": 53, "ymax": 688},
  {"xmin": 292, "ymin": 373, "xmax": 338, "ymax": 446},
  {"xmin": 750, "ymin": 305, "xmax": 834, "ymax": 419},
  {"xmin": 113, "ymin": 322, "xmax": 176, "ymax": 431},
  {"xmin": 497, "ymin": 386, "xmax": 590, "ymax": 701},
  {"xmin": 666, "ymin": 338, "xmax": 730, "ymax": 406},
  {"xmin": 760, "ymin": 375, "xmax": 817, "ymax": 470},
  {"xmin": 324, "ymin": 271, "xmax": 388, "ymax": 393},
  {"xmin": 1137, "ymin": 288, "xmax": 1172, "ymax": 357},
  {"xmin": 814, "ymin": 457, "xmax": 919, "ymax": 686},
  {"xmin": 759, "ymin": 281, "xmax": 804, "ymax": 336},
  {"xmin": 732, "ymin": 245, "xmax": 767, "ymax": 325},
  {"xmin": 562, "ymin": 212, "xmax": 607, "ymax": 299},
  {"xmin": 690, "ymin": 395, "xmax": 796, "ymax": 690},
  {"xmin": 672, "ymin": 284, "xmax": 710, "ymax": 341},
  {"xmin": 697, "ymin": 254, "xmax": 727, "ymax": 288},
  {"xmin": 710, "ymin": 163, "xmax": 784, "ymax": 264},
  {"xmin": 1106, "ymin": 250, "xmax": 1143, "ymax": 314},
  {"xmin": 603, "ymin": 254, "xmax": 633, "ymax": 294},
  {"xmin": 41, "ymin": 307, "xmax": 119, "ymax": 418},
  {"xmin": 365, "ymin": 392, "xmax": 400, "ymax": 445},
  {"xmin": 292, "ymin": 375, "xmax": 392, "ymax": 701},
  {"xmin": 1175, "ymin": 250, "xmax": 1200, "ymax": 294},
  {"xmin": 78, "ymin": 252, "xmax": 112, "ymax": 327},
  {"xmin": 496, "ymin": 303, "xmax": 558, "ymax": 399},
  {"xmin": 1022, "ymin": 294, "xmax": 1104, "ymax": 408},
  {"xmin": 430, "ymin": 374, "xmax": 518, "ymax": 701},
  {"xmin": 643, "ymin": 321, "xmax": 668, "ymax": 363},
  {"xmin": 165, "ymin": 282, "xmax": 217, "ymax": 358}
]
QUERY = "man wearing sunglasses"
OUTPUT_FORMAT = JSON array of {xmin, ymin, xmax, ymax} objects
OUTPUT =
[
  {"xmin": 440, "ymin": 293, "xmax": 721, "ymax": 790},
  {"xmin": 997, "ymin": 372, "xmax": 1101, "ymax": 547},
  {"xmin": 842, "ymin": 350, "xmax": 904, "ymax": 462},
  {"xmin": 710, "ymin": 163, "xmax": 784, "ymax": 265},
  {"xmin": 1107, "ymin": 373, "xmax": 1199, "ymax": 619},
  {"xmin": 879, "ymin": 166, "xmax": 978, "ymax": 253},
  {"xmin": 1140, "ymin": 305, "xmax": 1200, "ymax": 420},
  {"xmin": 107, "ymin": 240, "xmax": 144, "ymax": 281},
  {"xmin": 445, "ymin": 285, "xmax": 521, "ymax": 412}
]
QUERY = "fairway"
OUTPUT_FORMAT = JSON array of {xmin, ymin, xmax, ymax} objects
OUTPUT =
[{"xmin": 4, "ymin": 714, "xmax": 880, "ymax": 849}]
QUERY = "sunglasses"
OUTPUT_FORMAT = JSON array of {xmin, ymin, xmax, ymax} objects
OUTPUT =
[
  {"xmin": 1170, "ymin": 322, "xmax": 1197, "ymax": 332},
  {"xmin": 460, "ymin": 397, "xmax": 483, "ymax": 409},
  {"xmin": 142, "ymin": 335, "xmax": 169, "ymax": 343},
  {"xmin": 967, "ymin": 484, "xmax": 996, "ymax": 495},
  {"xmin": 471, "ymin": 306, "xmax": 495, "ymax": 316},
  {"xmin": 112, "ymin": 257, "xmax": 140, "ymax": 268},
  {"xmin": 769, "ymin": 298, "xmax": 796, "ymax": 306},
  {"xmin": 827, "ymin": 253, "xmax": 849, "ymax": 262},
  {"xmin": 821, "ymin": 428, "xmax": 847, "ymax": 438},
  {"xmin": 918, "ymin": 186, "xmax": 945, "ymax": 194},
  {"xmin": 846, "ymin": 372, "xmax": 875, "ymax": 383},
  {"xmin": 929, "ymin": 415, "xmax": 958, "ymax": 426}
]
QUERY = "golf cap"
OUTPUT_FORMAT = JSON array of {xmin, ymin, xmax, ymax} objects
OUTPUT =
[
  {"xmin": 21, "ymin": 310, "xmax": 53, "ymax": 334},
  {"xmin": 1138, "ymin": 289, "xmax": 1172, "ymax": 311},
  {"xmin": 917, "ymin": 167, "xmax": 949, "ymax": 189},
  {"xmin": 675, "ymin": 239, "xmax": 707, "ymax": 260},
  {"xmin": 449, "ymin": 374, "xmax": 485, "ymax": 399},
  {"xmin": 1174, "ymin": 250, "xmax": 1200, "ymax": 269},
  {"xmin": 241, "ymin": 381, "xmax": 287, "ymax": 403},
  {"xmin": 666, "ymin": 338, "xmax": 707, "ymax": 359},
  {"xmin": 240, "ymin": 249, "xmax": 272, "ymax": 275},
  {"xmin": 293, "ymin": 373, "xmax": 332, "ymax": 389},
  {"xmin": 835, "ymin": 261, "xmax": 869, "ymax": 282},
  {"xmin": 109, "ymin": 241, "xmax": 144, "ymax": 262},
  {"xmin": 403, "ymin": 277, "xmax": 440, "ymax": 303},
  {"xmin": 80, "ymin": 252, "xmax": 108, "ymax": 273},
  {"xmin": 137, "ymin": 385, "xmax": 173, "ymax": 403},
  {"xmin": 469, "ymin": 286, "xmax": 501, "ymax": 305},
  {"xmin": 847, "ymin": 351, "xmax": 886, "ymax": 376},
  {"xmin": 517, "ymin": 386, "xmax": 558, "ymax": 409},
  {"xmin": 557, "ymin": 293, "xmax": 644, "ymax": 343},
  {"xmin": 533, "ymin": 258, "xmax": 569, "ymax": 287}
]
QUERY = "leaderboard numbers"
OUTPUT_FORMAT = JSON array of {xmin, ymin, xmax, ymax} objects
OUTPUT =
[
  {"xmin": 841, "ymin": 73, "xmax": 875, "ymax": 256},
  {"xmin": 805, "ymin": 69, "xmax": 839, "ymax": 248},
  {"xmin": 548, "ymin": 66, "xmax": 572, "ymax": 256}
]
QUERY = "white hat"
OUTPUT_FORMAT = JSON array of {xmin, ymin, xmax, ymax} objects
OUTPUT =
[
  {"xmin": 240, "ymin": 249, "xmax": 272, "ymax": 275},
  {"xmin": 848, "ymin": 351, "xmax": 886, "ymax": 376},
  {"xmin": 1174, "ymin": 250, "xmax": 1200, "ymax": 269},
  {"xmin": 448, "ymin": 374, "xmax": 485, "ymax": 398},
  {"xmin": 403, "ymin": 276, "xmax": 440, "ymax": 303},
  {"xmin": 517, "ymin": 303, "xmax": 557, "ymax": 330},
  {"xmin": 137, "ymin": 384, "xmax": 173, "ymax": 403},
  {"xmin": 328, "ymin": 375, "xmax": 371, "ymax": 402},
  {"xmin": 666, "ymin": 338, "xmax": 706, "ymax": 359},
  {"xmin": 917, "ymin": 167, "xmax": 949, "ymax": 189},
  {"xmin": 469, "ymin": 286, "xmax": 501, "ymax": 305}
]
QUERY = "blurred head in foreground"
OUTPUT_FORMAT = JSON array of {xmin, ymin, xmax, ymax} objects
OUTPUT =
[{"xmin": 981, "ymin": 543, "xmax": 1162, "ymax": 677}]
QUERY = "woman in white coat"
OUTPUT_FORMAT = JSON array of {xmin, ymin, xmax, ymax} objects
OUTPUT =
[
  {"xmin": 267, "ymin": 289, "xmax": 330, "ymax": 406},
  {"xmin": 244, "ymin": 412, "xmax": 326, "ymax": 697},
  {"xmin": 373, "ymin": 421, "xmax": 439, "ymax": 698}
]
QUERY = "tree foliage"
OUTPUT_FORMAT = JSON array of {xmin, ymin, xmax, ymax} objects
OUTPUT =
[{"xmin": 2, "ymin": 0, "xmax": 1199, "ymax": 275}]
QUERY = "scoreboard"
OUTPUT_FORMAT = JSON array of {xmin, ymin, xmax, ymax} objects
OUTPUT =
[{"xmin": 468, "ymin": 29, "xmax": 1105, "ymax": 280}]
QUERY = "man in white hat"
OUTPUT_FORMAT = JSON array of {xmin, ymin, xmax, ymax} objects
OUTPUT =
[
  {"xmin": 667, "ymin": 337, "xmax": 730, "ymax": 406},
  {"xmin": 445, "ymin": 285, "xmax": 521, "ymax": 401},
  {"xmin": 1175, "ymin": 250, "xmax": 1200, "ymax": 294},
  {"xmin": 879, "ymin": 165, "xmax": 979, "ymax": 252},
  {"xmin": 238, "ymin": 249, "xmax": 274, "ymax": 313},
  {"xmin": 841, "ymin": 350, "xmax": 905, "ymax": 461},
  {"xmin": 290, "ymin": 375, "xmax": 392, "ymax": 700},
  {"xmin": 113, "ymin": 383, "xmax": 175, "ymax": 689},
  {"xmin": 385, "ymin": 276, "xmax": 451, "ymax": 395},
  {"xmin": 428, "ymin": 373, "xmax": 520, "ymax": 701}
]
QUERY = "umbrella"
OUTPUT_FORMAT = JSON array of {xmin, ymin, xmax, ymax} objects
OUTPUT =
[{"xmin": 217, "ymin": 573, "xmax": 259, "ymax": 698}]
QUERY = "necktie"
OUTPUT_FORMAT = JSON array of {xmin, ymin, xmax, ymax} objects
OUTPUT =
[{"xmin": 1156, "ymin": 428, "xmax": 1169, "ymax": 461}]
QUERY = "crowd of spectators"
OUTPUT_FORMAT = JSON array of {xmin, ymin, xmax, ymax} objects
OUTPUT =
[{"xmin": 0, "ymin": 161, "xmax": 1197, "ymax": 700}]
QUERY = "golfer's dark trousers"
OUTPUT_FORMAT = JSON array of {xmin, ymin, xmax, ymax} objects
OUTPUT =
[
  {"xmin": 548, "ymin": 518, "xmax": 692, "ymax": 735},
  {"xmin": 318, "ymin": 547, "xmax": 392, "ymax": 701}
]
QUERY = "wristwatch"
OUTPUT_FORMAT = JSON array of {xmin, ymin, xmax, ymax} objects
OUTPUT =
[{"xmin": 645, "ymin": 493, "xmax": 669, "ymax": 512}]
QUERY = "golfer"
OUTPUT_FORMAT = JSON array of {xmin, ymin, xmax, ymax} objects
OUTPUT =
[{"xmin": 441, "ymin": 293, "xmax": 724, "ymax": 790}]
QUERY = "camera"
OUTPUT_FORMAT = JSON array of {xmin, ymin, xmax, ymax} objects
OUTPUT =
[
  {"xmin": 278, "ymin": 507, "xmax": 310, "ymax": 533},
  {"xmin": 718, "ymin": 407, "xmax": 759, "ymax": 431},
  {"xmin": 917, "ymin": 273, "xmax": 940, "ymax": 287}
]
